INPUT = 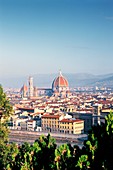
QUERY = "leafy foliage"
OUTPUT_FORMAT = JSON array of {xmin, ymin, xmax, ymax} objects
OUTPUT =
[
  {"xmin": 13, "ymin": 142, "xmax": 32, "ymax": 170},
  {"xmin": 55, "ymin": 143, "xmax": 72, "ymax": 170},
  {"xmin": 76, "ymin": 155, "xmax": 90, "ymax": 170},
  {"xmin": 0, "ymin": 86, "xmax": 13, "ymax": 170},
  {"xmin": 32, "ymin": 133, "xmax": 57, "ymax": 170},
  {"xmin": 0, "ymin": 85, "xmax": 13, "ymax": 121}
]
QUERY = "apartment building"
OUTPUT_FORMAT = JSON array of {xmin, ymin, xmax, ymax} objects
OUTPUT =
[
  {"xmin": 41, "ymin": 113, "xmax": 84, "ymax": 134},
  {"xmin": 59, "ymin": 119, "xmax": 84, "ymax": 134},
  {"xmin": 41, "ymin": 114, "xmax": 60, "ymax": 132}
]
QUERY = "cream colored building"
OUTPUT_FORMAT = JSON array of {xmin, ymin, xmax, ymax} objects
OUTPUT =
[
  {"xmin": 59, "ymin": 119, "xmax": 84, "ymax": 134},
  {"xmin": 41, "ymin": 114, "xmax": 60, "ymax": 132},
  {"xmin": 41, "ymin": 113, "xmax": 84, "ymax": 134}
]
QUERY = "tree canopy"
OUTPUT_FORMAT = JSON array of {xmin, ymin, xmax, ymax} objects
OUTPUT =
[{"xmin": 0, "ymin": 85, "xmax": 13, "ymax": 169}]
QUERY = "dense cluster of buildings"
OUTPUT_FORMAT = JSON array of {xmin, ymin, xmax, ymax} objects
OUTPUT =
[{"xmin": 5, "ymin": 71, "xmax": 113, "ymax": 135}]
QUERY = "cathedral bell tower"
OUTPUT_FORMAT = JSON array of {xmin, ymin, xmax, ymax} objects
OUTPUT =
[{"xmin": 28, "ymin": 76, "xmax": 33, "ymax": 97}]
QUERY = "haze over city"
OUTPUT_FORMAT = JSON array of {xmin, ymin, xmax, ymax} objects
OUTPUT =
[{"xmin": 0, "ymin": 0, "xmax": 113, "ymax": 80}]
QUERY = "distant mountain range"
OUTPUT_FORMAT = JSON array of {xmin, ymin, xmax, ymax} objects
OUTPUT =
[
  {"xmin": 1, "ymin": 73, "xmax": 113, "ymax": 88},
  {"xmin": 65, "ymin": 73, "xmax": 113, "ymax": 87}
]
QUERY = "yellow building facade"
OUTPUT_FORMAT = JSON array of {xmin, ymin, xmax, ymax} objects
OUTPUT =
[
  {"xmin": 41, "ymin": 114, "xmax": 60, "ymax": 132},
  {"xmin": 42, "ymin": 113, "xmax": 84, "ymax": 134},
  {"xmin": 59, "ymin": 119, "xmax": 84, "ymax": 134}
]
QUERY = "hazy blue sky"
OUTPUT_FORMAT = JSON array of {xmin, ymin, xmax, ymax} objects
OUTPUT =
[{"xmin": 0, "ymin": 0, "xmax": 113, "ymax": 77}]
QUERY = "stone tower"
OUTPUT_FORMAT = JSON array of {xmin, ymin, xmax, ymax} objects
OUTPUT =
[{"xmin": 28, "ymin": 76, "xmax": 33, "ymax": 97}]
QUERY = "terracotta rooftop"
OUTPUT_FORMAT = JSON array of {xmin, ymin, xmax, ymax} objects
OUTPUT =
[
  {"xmin": 60, "ymin": 118, "xmax": 84, "ymax": 123},
  {"xmin": 42, "ymin": 114, "xmax": 60, "ymax": 119}
]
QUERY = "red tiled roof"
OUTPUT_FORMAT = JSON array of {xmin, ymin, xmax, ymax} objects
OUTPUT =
[
  {"xmin": 98, "ymin": 100, "xmax": 112, "ymax": 105},
  {"xmin": 42, "ymin": 114, "xmax": 60, "ymax": 119},
  {"xmin": 18, "ymin": 106, "xmax": 34, "ymax": 110},
  {"xmin": 60, "ymin": 119, "xmax": 84, "ymax": 123}
]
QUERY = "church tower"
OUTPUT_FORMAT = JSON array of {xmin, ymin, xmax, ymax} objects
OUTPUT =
[{"xmin": 28, "ymin": 76, "xmax": 34, "ymax": 97}]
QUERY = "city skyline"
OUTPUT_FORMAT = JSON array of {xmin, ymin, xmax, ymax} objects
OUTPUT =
[{"xmin": 0, "ymin": 0, "xmax": 113, "ymax": 78}]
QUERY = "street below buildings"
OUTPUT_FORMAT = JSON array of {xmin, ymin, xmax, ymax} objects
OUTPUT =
[{"xmin": 9, "ymin": 129, "xmax": 87, "ymax": 147}]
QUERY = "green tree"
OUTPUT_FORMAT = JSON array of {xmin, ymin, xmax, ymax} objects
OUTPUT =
[
  {"xmin": 0, "ymin": 85, "xmax": 13, "ymax": 123},
  {"xmin": 55, "ymin": 143, "xmax": 74, "ymax": 170},
  {"xmin": 0, "ymin": 85, "xmax": 13, "ymax": 170},
  {"xmin": 5, "ymin": 143, "xmax": 19, "ymax": 170},
  {"xmin": 33, "ymin": 133, "xmax": 57, "ymax": 170},
  {"xmin": 0, "ymin": 85, "xmax": 13, "ymax": 144},
  {"xmin": 104, "ymin": 111, "xmax": 113, "ymax": 170},
  {"xmin": 13, "ymin": 142, "xmax": 33, "ymax": 170},
  {"xmin": 76, "ymin": 155, "xmax": 90, "ymax": 170}
]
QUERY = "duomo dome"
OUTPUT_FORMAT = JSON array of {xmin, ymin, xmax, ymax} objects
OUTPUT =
[{"xmin": 52, "ymin": 71, "xmax": 69, "ymax": 93}]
